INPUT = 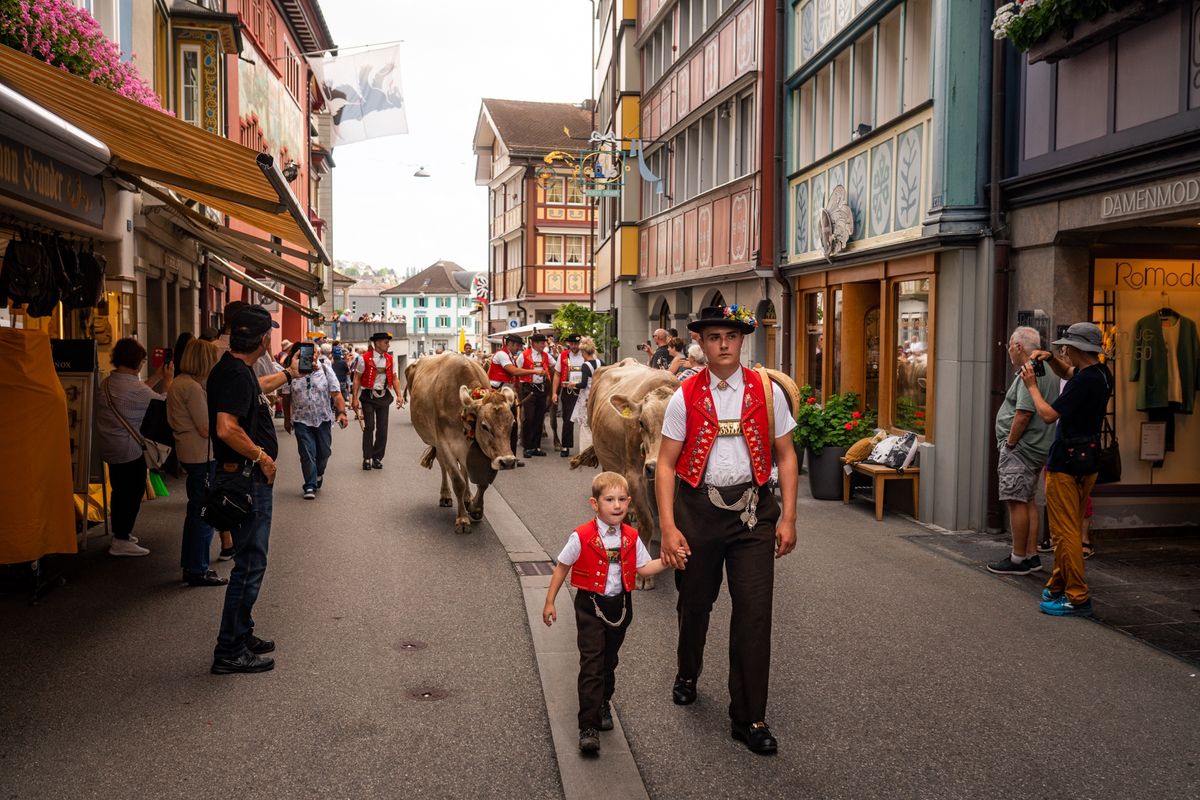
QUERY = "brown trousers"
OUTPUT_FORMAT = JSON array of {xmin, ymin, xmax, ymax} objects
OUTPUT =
[
  {"xmin": 673, "ymin": 481, "xmax": 778, "ymax": 725},
  {"xmin": 1045, "ymin": 470, "xmax": 1097, "ymax": 604},
  {"xmin": 574, "ymin": 589, "xmax": 631, "ymax": 730}
]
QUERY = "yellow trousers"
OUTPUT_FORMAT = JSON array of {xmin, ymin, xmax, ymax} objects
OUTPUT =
[{"xmin": 1044, "ymin": 470, "xmax": 1097, "ymax": 604}]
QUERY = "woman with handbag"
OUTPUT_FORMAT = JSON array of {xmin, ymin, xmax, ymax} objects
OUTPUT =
[
  {"xmin": 168, "ymin": 339, "xmax": 229, "ymax": 586},
  {"xmin": 94, "ymin": 337, "xmax": 173, "ymax": 556}
]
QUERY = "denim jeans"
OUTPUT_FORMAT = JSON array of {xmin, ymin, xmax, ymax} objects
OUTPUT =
[
  {"xmin": 181, "ymin": 461, "xmax": 215, "ymax": 575},
  {"xmin": 214, "ymin": 474, "xmax": 273, "ymax": 659},
  {"xmin": 294, "ymin": 420, "xmax": 332, "ymax": 492}
]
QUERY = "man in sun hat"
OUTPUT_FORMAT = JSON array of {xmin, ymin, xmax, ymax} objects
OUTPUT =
[
  {"xmin": 654, "ymin": 304, "xmax": 798, "ymax": 755},
  {"xmin": 1020, "ymin": 321, "xmax": 1112, "ymax": 618}
]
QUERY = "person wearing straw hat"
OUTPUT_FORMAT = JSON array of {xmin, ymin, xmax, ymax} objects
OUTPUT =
[
  {"xmin": 654, "ymin": 305, "xmax": 798, "ymax": 755},
  {"xmin": 351, "ymin": 331, "xmax": 403, "ymax": 471},
  {"xmin": 1020, "ymin": 321, "xmax": 1113, "ymax": 618}
]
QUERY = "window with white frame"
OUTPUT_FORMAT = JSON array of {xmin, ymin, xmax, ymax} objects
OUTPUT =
[
  {"xmin": 435, "ymin": 316, "xmax": 451, "ymax": 328},
  {"xmin": 566, "ymin": 178, "xmax": 585, "ymax": 205},
  {"xmin": 545, "ymin": 178, "xmax": 565, "ymax": 204},
  {"xmin": 180, "ymin": 45, "xmax": 202, "ymax": 127},
  {"xmin": 565, "ymin": 236, "xmax": 585, "ymax": 265},
  {"xmin": 544, "ymin": 235, "xmax": 564, "ymax": 264},
  {"xmin": 736, "ymin": 93, "xmax": 754, "ymax": 178}
]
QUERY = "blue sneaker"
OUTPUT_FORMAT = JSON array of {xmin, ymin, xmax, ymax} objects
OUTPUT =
[
  {"xmin": 1039, "ymin": 595, "xmax": 1093, "ymax": 617},
  {"xmin": 1041, "ymin": 588, "xmax": 1062, "ymax": 601}
]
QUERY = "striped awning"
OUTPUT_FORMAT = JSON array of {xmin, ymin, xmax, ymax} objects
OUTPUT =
[
  {"xmin": 208, "ymin": 256, "xmax": 319, "ymax": 319},
  {"xmin": 0, "ymin": 45, "xmax": 328, "ymax": 263}
]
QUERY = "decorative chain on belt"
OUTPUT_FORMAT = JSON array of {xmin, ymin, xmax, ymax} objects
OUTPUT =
[
  {"xmin": 706, "ymin": 485, "xmax": 758, "ymax": 529},
  {"xmin": 591, "ymin": 593, "xmax": 628, "ymax": 628}
]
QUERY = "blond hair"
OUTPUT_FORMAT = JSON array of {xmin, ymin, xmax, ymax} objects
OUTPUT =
[
  {"xmin": 180, "ymin": 338, "xmax": 220, "ymax": 380},
  {"xmin": 591, "ymin": 471, "xmax": 628, "ymax": 499},
  {"xmin": 580, "ymin": 336, "xmax": 597, "ymax": 358}
]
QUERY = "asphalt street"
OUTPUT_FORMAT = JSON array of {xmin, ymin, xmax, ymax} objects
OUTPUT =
[{"xmin": 2, "ymin": 407, "xmax": 1199, "ymax": 800}]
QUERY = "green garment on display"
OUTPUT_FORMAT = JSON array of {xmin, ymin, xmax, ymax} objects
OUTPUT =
[
  {"xmin": 995, "ymin": 371, "xmax": 1060, "ymax": 469},
  {"xmin": 1130, "ymin": 313, "xmax": 1200, "ymax": 413}
]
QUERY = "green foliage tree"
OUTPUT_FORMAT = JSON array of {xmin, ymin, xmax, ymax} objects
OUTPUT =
[{"xmin": 551, "ymin": 302, "xmax": 619, "ymax": 355}]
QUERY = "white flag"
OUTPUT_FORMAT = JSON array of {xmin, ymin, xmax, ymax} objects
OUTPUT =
[{"xmin": 311, "ymin": 44, "xmax": 409, "ymax": 146}]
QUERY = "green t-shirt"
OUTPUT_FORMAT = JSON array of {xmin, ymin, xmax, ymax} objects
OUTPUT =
[{"xmin": 995, "ymin": 372, "xmax": 1060, "ymax": 468}]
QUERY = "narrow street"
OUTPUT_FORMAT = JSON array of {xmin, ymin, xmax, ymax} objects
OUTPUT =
[{"xmin": 2, "ymin": 411, "xmax": 1198, "ymax": 799}]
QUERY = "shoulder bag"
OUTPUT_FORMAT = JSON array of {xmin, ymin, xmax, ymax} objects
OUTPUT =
[
  {"xmin": 1096, "ymin": 416, "xmax": 1121, "ymax": 484},
  {"xmin": 199, "ymin": 382, "xmax": 262, "ymax": 530},
  {"xmin": 104, "ymin": 379, "xmax": 173, "ymax": 469}
]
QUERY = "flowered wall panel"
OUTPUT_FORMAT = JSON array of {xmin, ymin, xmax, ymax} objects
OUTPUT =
[
  {"xmin": 731, "ymin": 192, "xmax": 750, "ymax": 262},
  {"xmin": 698, "ymin": 204, "xmax": 713, "ymax": 267},
  {"xmin": 788, "ymin": 111, "xmax": 930, "ymax": 262},
  {"xmin": 796, "ymin": 0, "xmax": 875, "ymax": 69}
]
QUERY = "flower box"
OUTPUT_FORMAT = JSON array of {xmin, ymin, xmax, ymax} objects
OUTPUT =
[{"xmin": 1025, "ymin": 0, "xmax": 1176, "ymax": 63}]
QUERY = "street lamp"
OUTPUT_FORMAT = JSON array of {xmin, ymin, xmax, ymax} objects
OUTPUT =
[{"xmin": 413, "ymin": 166, "xmax": 430, "ymax": 178}]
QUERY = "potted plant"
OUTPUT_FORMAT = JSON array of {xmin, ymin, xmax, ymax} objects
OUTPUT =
[
  {"xmin": 793, "ymin": 386, "xmax": 876, "ymax": 500},
  {"xmin": 991, "ymin": 0, "xmax": 1171, "ymax": 63}
]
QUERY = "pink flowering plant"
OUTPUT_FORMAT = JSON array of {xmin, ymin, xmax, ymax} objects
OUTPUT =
[
  {"xmin": 0, "ymin": 0, "xmax": 166, "ymax": 111},
  {"xmin": 792, "ymin": 385, "xmax": 876, "ymax": 452}
]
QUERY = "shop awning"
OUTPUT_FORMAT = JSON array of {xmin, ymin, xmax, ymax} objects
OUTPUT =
[
  {"xmin": 152, "ymin": 205, "xmax": 324, "ymax": 303},
  {"xmin": 0, "ymin": 45, "xmax": 329, "ymax": 264},
  {"xmin": 208, "ymin": 256, "xmax": 320, "ymax": 319}
]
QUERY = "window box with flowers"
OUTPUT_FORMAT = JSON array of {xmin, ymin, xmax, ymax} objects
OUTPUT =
[
  {"xmin": 793, "ymin": 386, "xmax": 876, "ymax": 500},
  {"xmin": 992, "ymin": 0, "xmax": 1175, "ymax": 64}
]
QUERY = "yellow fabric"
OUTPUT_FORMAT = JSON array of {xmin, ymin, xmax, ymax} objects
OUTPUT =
[
  {"xmin": 845, "ymin": 436, "xmax": 877, "ymax": 463},
  {"xmin": 1044, "ymin": 471, "xmax": 1097, "ymax": 604},
  {"xmin": 0, "ymin": 329, "xmax": 78, "ymax": 563},
  {"xmin": 73, "ymin": 483, "xmax": 108, "ymax": 524}
]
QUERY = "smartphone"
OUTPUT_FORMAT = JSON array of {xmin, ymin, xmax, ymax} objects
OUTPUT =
[
  {"xmin": 151, "ymin": 347, "xmax": 166, "ymax": 368},
  {"xmin": 298, "ymin": 342, "xmax": 315, "ymax": 374},
  {"xmin": 163, "ymin": 347, "xmax": 173, "ymax": 367},
  {"xmin": 636, "ymin": 343, "xmax": 646, "ymax": 351},
  {"xmin": 1032, "ymin": 358, "xmax": 1046, "ymax": 377}
]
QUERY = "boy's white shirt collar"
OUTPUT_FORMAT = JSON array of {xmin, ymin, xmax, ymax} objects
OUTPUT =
[
  {"xmin": 594, "ymin": 517, "xmax": 622, "ymax": 535},
  {"xmin": 708, "ymin": 367, "xmax": 743, "ymax": 390}
]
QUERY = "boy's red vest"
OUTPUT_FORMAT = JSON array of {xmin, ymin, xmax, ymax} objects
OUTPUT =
[
  {"xmin": 488, "ymin": 351, "xmax": 515, "ymax": 385},
  {"xmin": 518, "ymin": 348, "xmax": 552, "ymax": 384},
  {"xmin": 570, "ymin": 521, "xmax": 638, "ymax": 594},
  {"xmin": 675, "ymin": 367, "xmax": 773, "ymax": 488},
  {"xmin": 360, "ymin": 350, "xmax": 395, "ymax": 391}
]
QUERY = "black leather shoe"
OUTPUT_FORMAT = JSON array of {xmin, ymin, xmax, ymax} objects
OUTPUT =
[
  {"xmin": 531, "ymin": 449, "xmax": 547, "ymax": 457},
  {"xmin": 599, "ymin": 701, "xmax": 614, "ymax": 731},
  {"xmin": 211, "ymin": 652, "xmax": 274, "ymax": 675},
  {"xmin": 184, "ymin": 570, "xmax": 228, "ymax": 587},
  {"xmin": 362, "ymin": 460, "xmax": 372, "ymax": 471},
  {"xmin": 560, "ymin": 448, "xmax": 570, "ymax": 457},
  {"xmin": 372, "ymin": 459, "xmax": 383, "ymax": 469},
  {"xmin": 578, "ymin": 728, "xmax": 600, "ymax": 754},
  {"xmin": 523, "ymin": 450, "xmax": 536, "ymax": 458},
  {"xmin": 731, "ymin": 721, "xmax": 778, "ymax": 755},
  {"xmin": 246, "ymin": 634, "xmax": 275, "ymax": 655},
  {"xmin": 672, "ymin": 676, "xmax": 697, "ymax": 705}
]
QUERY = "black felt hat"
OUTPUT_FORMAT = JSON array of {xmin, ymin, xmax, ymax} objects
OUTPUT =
[
  {"xmin": 687, "ymin": 305, "xmax": 756, "ymax": 334},
  {"xmin": 229, "ymin": 305, "xmax": 279, "ymax": 338},
  {"xmin": 562, "ymin": 333, "xmax": 581, "ymax": 343},
  {"xmin": 370, "ymin": 331, "xmax": 393, "ymax": 342},
  {"xmin": 503, "ymin": 333, "xmax": 524, "ymax": 345},
  {"xmin": 530, "ymin": 333, "xmax": 548, "ymax": 343}
]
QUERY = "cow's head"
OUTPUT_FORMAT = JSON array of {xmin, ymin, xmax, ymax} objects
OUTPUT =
[
  {"xmin": 459, "ymin": 385, "xmax": 518, "ymax": 470},
  {"xmin": 610, "ymin": 385, "xmax": 676, "ymax": 478}
]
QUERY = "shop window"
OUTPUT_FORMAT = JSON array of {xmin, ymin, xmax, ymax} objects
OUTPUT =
[
  {"xmin": 545, "ymin": 178, "xmax": 565, "ymax": 205},
  {"xmin": 180, "ymin": 45, "xmax": 202, "ymax": 127},
  {"xmin": 902, "ymin": 0, "xmax": 932, "ymax": 110},
  {"xmin": 831, "ymin": 288, "xmax": 843, "ymax": 396},
  {"xmin": 803, "ymin": 291, "xmax": 824, "ymax": 395},
  {"xmin": 893, "ymin": 278, "xmax": 930, "ymax": 434},
  {"xmin": 545, "ymin": 235, "xmax": 565, "ymax": 265}
]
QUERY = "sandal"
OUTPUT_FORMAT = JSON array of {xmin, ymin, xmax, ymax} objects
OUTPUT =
[{"xmin": 1082, "ymin": 542, "xmax": 1095, "ymax": 559}]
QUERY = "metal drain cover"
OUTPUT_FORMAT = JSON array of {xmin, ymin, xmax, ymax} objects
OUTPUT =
[
  {"xmin": 407, "ymin": 687, "xmax": 449, "ymax": 701},
  {"xmin": 394, "ymin": 639, "xmax": 428, "ymax": 652},
  {"xmin": 513, "ymin": 561, "xmax": 554, "ymax": 577}
]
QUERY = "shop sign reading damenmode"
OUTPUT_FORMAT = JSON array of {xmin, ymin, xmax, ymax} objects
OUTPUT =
[
  {"xmin": 0, "ymin": 132, "xmax": 105, "ymax": 227},
  {"xmin": 1094, "ymin": 259, "xmax": 1200, "ymax": 291},
  {"xmin": 1100, "ymin": 178, "xmax": 1200, "ymax": 220}
]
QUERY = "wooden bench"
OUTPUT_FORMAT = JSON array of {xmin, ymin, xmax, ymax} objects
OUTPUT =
[{"xmin": 842, "ymin": 460, "xmax": 920, "ymax": 521}]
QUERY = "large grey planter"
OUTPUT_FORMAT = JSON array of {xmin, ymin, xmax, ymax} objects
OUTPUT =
[{"xmin": 807, "ymin": 446, "xmax": 849, "ymax": 501}]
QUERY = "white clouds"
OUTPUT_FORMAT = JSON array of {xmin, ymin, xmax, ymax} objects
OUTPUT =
[{"xmin": 321, "ymin": 0, "xmax": 594, "ymax": 272}]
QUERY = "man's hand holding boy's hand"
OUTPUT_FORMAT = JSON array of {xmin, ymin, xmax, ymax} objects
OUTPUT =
[{"xmin": 542, "ymin": 602, "xmax": 556, "ymax": 626}]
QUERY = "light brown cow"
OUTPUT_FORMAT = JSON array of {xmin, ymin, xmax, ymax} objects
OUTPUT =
[
  {"xmin": 572, "ymin": 359, "xmax": 679, "ymax": 583},
  {"xmin": 408, "ymin": 353, "xmax": 518, "ymax": 534}
]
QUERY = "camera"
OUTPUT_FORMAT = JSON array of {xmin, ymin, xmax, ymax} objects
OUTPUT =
[{"xmin": 636, "ymin": 343, "xmax": 646, "ymax": 351}]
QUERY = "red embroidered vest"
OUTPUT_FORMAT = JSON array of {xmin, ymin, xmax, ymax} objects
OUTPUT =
[
  {"xmin": 360, "ymin": 351, "xmax": 394, "ymax": 390},
  {"xmin": 517, "ymin": 348, "xmax": 552, "ymax": 384},
  {"xmin": 569, "ymin": 521, "xmax": 638, "ymax": 594},
  {"xmin": 488, "ymin": 352, "xmax": 514, "ymax": 385},
  {"xmin": 675, "ymin": 367, "xmax": 773, "ymax": 488}
]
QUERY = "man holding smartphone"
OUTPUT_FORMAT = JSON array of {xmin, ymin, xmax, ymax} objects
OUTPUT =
[{"xmin": 282, "ymin": 341, "xmax": 348, "ymax": 499}]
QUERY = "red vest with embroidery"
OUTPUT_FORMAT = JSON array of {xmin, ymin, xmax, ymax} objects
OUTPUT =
[
  {"xmin": 488, "ymin": 352, "xmax": 515, "ymax": 385},
  {"xmin": 360, "ymin": 351, "xmax": 394, "ymax": 390},
  {"xmin": 517, "ymin": 348, "xmax": 552, "ymax": 384},
  {"xmin": 675, "ymin": 367, "xmax": 773, "ymax": 488},
  {"xmin": 570, "ymin": 520, "xmax": 638, "ymax": 594}
]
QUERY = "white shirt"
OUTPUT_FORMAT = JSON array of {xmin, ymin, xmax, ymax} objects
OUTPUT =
[
  {"xmin": 563, "ymin": 350, "xmax": 585, "ymax": 385},
  {"xmin": 491, "ymin": 350, "xmax": 515, "ymax": 387},
  {"xmin": 661, "ymin": 368, "xmax": 796, "ymax": 487},
  {"xmin": 280, "ymin": 358, "xmax": 340, "ymax": 427},
  {"xmin": 556, "ymin": 519, "xmax": 652, "ymax": 597},
  {"xmin": 526, "ymin": 349, "xmax": 548, "ymax": 384}
]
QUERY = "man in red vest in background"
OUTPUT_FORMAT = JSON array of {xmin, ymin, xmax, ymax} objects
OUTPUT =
[
  {"xmin": 655, "ymin": 305, "xmax": 798, "ymax": 755},
  {"xmin": 553, "ymin": 333, "xmax": 586, "ymax": 458},
  {"xmin": 517, "ymin": 333, "xmax": 553, "ymax": 458},
  {"xmin": 489, "ymin": 332, "xmax": 539, "ymax": 465},
  {"xmin": 351, "ymin": 331, "xmax": 403, "ymax": 471}
]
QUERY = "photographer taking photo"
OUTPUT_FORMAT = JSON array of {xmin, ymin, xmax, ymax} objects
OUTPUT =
[{"xmin": 1019, "ymin": 322, "xmax": 1112, "ymax": 618}]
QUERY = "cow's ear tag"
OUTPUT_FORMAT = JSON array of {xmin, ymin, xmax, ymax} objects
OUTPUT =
[{"xmin": 620, "ymin": 408, "xmax": 632, "ymax": 418}]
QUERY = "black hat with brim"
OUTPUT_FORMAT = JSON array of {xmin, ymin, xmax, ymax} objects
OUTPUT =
[
  {"xmin": 370, "ymin": 332, "xmax": 393, "ymax": 342},
  {"xmin": 504, "ymin": 333, "xmax": 524, "ymax": 344},
  {"xmin": 687, "ymin": 305, "xmax": 756, "ymax": 334},
  {"xmin": 229, "ymin": 305, "xmax": 279, "ymax": 338},
  {"xmin": 562, "ymin": 333, "xmax": 581, "ymax": 343},
  {"xmin": 530, "ymin": 333, "xmax": 548, "ymax": 342}
]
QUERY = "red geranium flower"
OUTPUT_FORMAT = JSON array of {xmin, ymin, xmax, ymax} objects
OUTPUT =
[
  {"xmin": 851, "ymin": 411, "xmax": 862, "ymax": 419},
  {"xmin": 806, "ymin": 396, "xmax": 818, "ymax": 404},
  {"xmin": 843, "ymin": 422, "xmax": 853, "ymax": 430},
  {"xmin": 915, "ymin": 410, "xmax": 925, "ymax": 419}
]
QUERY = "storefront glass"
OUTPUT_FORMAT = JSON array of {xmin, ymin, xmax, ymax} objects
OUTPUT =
[
  {"xmin": 831, "ymin": 288, "xmax": 843, "ymax": 396},
  {"xmin": 803, "ymin": 291, "xmax": 823, "ymax": 393},
  {"xmin": 1093, "ymin": 259, "xmax": 1199, "ymax": 485},
  {"xmin": 893, "ymin": 278, "xmax": 930, "ymax": 434}
]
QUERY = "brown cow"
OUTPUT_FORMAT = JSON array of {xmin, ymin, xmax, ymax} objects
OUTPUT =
[
  {"xmin": 408, "ymin": 353, "xmax": 518, "ymax": 534},
  {"xmin": 571, "ymin": 359, "xmax": 679, "ymax": 585}
]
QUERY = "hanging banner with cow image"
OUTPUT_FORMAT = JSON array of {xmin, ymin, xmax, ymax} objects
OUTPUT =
[{"xmin": 312, "ymin": 44, "xmax": 409, "ymax": 146}]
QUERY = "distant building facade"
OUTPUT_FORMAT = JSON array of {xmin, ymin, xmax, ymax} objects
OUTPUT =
[{"xmin": 381, "ymin": 260, "xmax": 482, "ymax": 356}]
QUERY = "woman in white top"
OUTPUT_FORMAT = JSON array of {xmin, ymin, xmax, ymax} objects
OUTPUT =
[
  {"xmin": 94, "ymin": 338, "xmax": 172, "ymax": 557},
  {"xmin": 167, "ymin": 339, "xmax": 230, "ymax": 586},
  {"xmin": 571, "ymin": 338, "xmax": 604, "ymax": 435}
]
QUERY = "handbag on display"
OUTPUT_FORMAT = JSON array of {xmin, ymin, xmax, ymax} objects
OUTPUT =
[
  {"xmin": 103, "ymin": 380, "xmax": 173, "ymax": 469},
  {"xmin": 0, "ymin": 234, "xmax": 58, "ymax": 316}
]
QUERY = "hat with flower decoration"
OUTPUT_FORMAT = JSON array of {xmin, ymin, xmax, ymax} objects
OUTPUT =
[{"xmin": 687, "ymin": 304, "xmax": 757, "ymax": 335}]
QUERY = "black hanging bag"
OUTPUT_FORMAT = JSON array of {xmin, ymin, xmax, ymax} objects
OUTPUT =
[{"xmin": 0, "ymin": 232, "xmax": 56, "ymax": 314}]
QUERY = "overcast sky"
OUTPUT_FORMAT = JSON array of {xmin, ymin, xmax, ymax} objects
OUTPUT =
[{"xmin": 320, "ymin": 0, "xmax": 594, "ymax": 275}]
